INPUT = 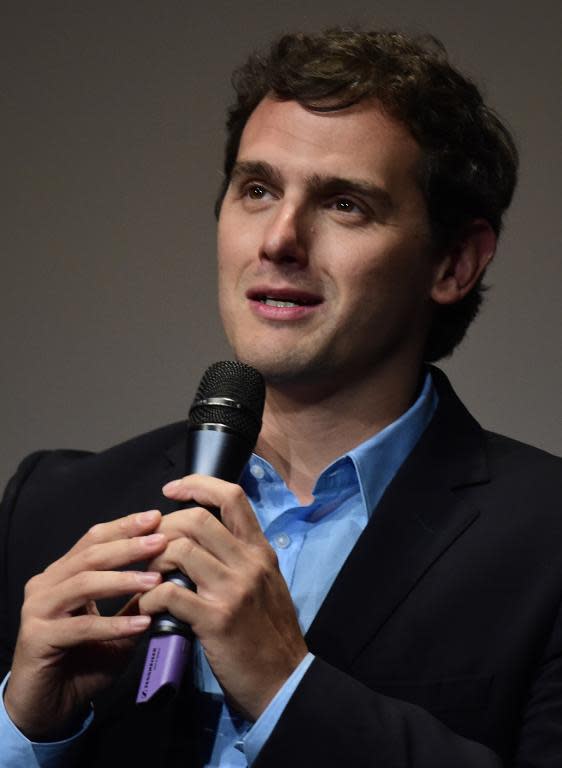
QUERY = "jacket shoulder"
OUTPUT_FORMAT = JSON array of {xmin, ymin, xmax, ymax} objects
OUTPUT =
[
  {"xmin": 0, "ymin": 421, "xmax": 186, "ymax": 579},
  {"xmin": 484, "ymin": 430, "xmax": 562, "ymax": 483},
  {"xmin": 4, "ymin": 422, "xmax": 186, "ymax": 494}
]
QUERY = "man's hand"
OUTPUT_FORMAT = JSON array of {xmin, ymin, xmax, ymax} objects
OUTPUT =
[
  {"xmin": 138, "ymin": 475, "xmax": 308, "ymax": 721},
  {"xmin": 4, "ymin": 509, "xmax": 167, "ymax": 741}
]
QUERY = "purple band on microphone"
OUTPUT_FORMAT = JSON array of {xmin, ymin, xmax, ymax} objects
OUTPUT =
[{"xmin": 136, "ymin": 634, "xmax": 190, "ymax": 703}]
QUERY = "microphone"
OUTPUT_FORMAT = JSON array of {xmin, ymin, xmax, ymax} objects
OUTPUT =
[{"xmin": 136, "ymin": 361, "xmax": 265, "ymax": 704}]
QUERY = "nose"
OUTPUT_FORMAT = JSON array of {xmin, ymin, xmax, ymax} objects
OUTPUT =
[{"xmin": 259, "ymin": 201, "xmax": 309, "ymax": 267}]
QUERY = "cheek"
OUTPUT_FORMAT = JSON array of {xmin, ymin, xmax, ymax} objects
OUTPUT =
[
  {"xmin": 217, "ymin": 228, "xmax": 243, "ymax": 296},
  {"xmin": 217, "ymin": 268, "xmax": 239, "ymax": 337},
  {"xmin": 335, "ymin": 248, "xmax": 430, "ymax": 326},
  {"xmin": 217, "ymin": 213, "xmax": 261, "ymax": 282},
  {"xmin": 216, "ymin": 248, "xmax": 237, "ymax": 328},
  {"xmin": 216, "ymin": 219, "xmax": 232, "ymax": 273}
]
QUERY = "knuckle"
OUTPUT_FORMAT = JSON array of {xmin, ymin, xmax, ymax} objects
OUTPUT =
[
  {"xmin": 20, "ymin": 600, "xmax": 36, "ymax": 624},
  {"xmin": 212, "ymin": 603, "xmax": 235, "ymax": 634},
  {"xmin": 75, "ymin": 612, "xmax": 98, "ymax": 637},
  {"xmin": 159, "ymin": 580, "xmax": 179, "ymax": 602},
  {"xmin": 191, "ymin": 506, "xmax": 210, "ymax": 528},
  {"xmin": 73, "ymin": 571, "xmax": 91, "ymax": 594},
  {"xmin": 81, "ymin": 544, "xmax": 101, "ymax": 569},
  {"xmin": 261, "ymin": 545, "xmax": 278, "ymax": 570},
  {"xmin": 249, "ymin": 558, "xmax": 270, "ymax": 584},
  {"xmin": 24, "ymin": 574, "xmax": 40, "ymax": 598},
  {"xmin": 19, "ymin": 616, "xmax": 44, "ymax": 645},
  {"xmin": 176, "ymin": 537, "xmax": 196, "ymax": 558},
  {"xmin": 173, "ymin": 536, "xmax": 197, "ymax": 563},
  {"xmin": 108, "ymin": 615, "xmax": 126, "ymax": 636},
  {"xmin": 228, "ymin": 485, "xmax": 246, "ymax": 505},
  {"xmin": 131, "ymin": 536, "xmax": 146, "ymax": 555},
  {"xmin": 125, "ymin": 571, "xmax": 141, "ymax": 589},
  {"xmin": 231, "ymin": 583, "xmax": 253, "ymax": 612},
  {"xmin": 86, "ymin": 523, "xmax": 106, "ymax": 544}
]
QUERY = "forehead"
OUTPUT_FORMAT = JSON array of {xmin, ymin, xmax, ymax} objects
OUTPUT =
[{"xmin": 237, "ymin": 97, "xmax": 422, "ymax": 190}]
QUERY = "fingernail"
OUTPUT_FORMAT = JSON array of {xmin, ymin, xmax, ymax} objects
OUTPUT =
[
  {"xmin": 137, "ymin": 509, "xmax": 159, "ymax": 525},
  {"xmin": 142, "ymin": 533, "xmax": 165, "ymax": 547},
  {"xmin": 137, "ymin": 572, "xmax": 160, "ymax": 587},
  {"xmin": 130, "ymin": 615, "xmax": 151, "ymax": 629},
  {"xmin": 162, "ymin": 479, "xmax": 181, "ymax": 494}
]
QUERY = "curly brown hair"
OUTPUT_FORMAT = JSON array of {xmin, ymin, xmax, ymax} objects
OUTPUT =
[{"xmin": 215, "ymin": 28, "xmax": 519, "ymax": 361}]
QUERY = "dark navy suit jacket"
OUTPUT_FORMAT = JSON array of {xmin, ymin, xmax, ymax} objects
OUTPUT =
[{"xmin": 1, "ymin": 369, "xmax": 561, "ymax": 766}]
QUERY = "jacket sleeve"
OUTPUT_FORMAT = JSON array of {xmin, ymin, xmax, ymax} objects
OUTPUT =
[
  {"xmin": 254, "ymin": 597, "xmax": 562, "ymax": 768},
  {"xmin": 253, "ymin": 656, "xmax": 503, "ymax": 768},
  {"xmin": 513, "ymin": 596, "xmax": 562, "ymax": 766},
  {"xmin": 0, "ymin": 452, "xmax": 50, "ymax": 681}
]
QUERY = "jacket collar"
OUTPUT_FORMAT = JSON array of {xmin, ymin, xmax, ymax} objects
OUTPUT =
[{"xmin": 305, "ymin": 366, "xmax": 490, "ymax": 668}]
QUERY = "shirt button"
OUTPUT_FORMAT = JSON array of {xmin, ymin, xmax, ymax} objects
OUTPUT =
[
  {"xmin": 250, "ymin": 463, "xmax": 265, "ymax": 479},
  {"xmin": 273, "ymin": 532, "xmax": 291, "ymax": 549}
]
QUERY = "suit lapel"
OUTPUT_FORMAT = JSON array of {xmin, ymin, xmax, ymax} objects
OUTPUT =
[
  {"xmin": 305, "ymin": 368, "xmax": 490, "ymax": 670},
  {"xmin": 126, "ymin": 435, "xmax": 186, "ymax": 517},
  {"xmin": 160, "ymin": 437, "xmax": 188, "ymax": 513}
]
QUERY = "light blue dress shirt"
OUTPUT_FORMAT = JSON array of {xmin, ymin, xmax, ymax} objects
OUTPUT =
[{"xmin": 0, "ymin": 372, "xmax": 437, "ymax": 767}]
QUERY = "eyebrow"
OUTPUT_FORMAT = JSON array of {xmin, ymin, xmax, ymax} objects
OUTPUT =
[
  {"xmin": 230, "ymin": 160, "xmax": 394, "ymax": 216},
  {"xmin": 230, "ymin": 160, "xmax": 284, "ymax": 189}
]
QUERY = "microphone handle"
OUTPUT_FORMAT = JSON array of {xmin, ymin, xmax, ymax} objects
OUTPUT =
[
  {"xmin": 150, "ymin": 428, "xmax": 251, "ymax": 637},
  {"xmin": 151, "ymin": 503, "xmax": 219, "ymax": 637},
  {"xmin": 137, "ymin": 426, "xmax": 255, "ymax": 703}
]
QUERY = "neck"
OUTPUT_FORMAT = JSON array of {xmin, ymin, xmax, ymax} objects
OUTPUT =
[{"xmin": 256, "ymin": 360, "xmax": 425, "ymax": 504}]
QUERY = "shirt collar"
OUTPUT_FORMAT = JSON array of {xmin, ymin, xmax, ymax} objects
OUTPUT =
[
  {"xmin": 242, "ymin": 370, "xmax": 438, "ymax": 521},
  {"xmin": 347, "ymin": 370, "xmax": 438, "ymax": 516}
]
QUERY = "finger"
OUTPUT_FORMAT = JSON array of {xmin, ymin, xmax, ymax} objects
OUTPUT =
[
  {"xmin": 60, "ymin": 509, "xmax": 163, "ymax": 561},
  {"xmin": 149, "ymin": 537, "xmax": 230, "ymax": 592},
  {"xmin": 137, "ymin": 581, "xmax": 206, "ymax": 631},
  {"xmin": 41, "ymin": 613, "xmax": 152, "ymax": 648},
  {"xmin": 31, "ymin": 532, "xmax": 167, "ymax": 591},
  {"xmin": 28, "ymin": 571, "xmax": 162, "ymax": 618},
  {"xmin": 162, "ymin": 475, "xmax": 263, "ymax": 543},
  {"xmin": 157, "ymin": 506, "xmax": 245, "ymax": 567}
]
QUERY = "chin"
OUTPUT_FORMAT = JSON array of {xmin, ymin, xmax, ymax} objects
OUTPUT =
[
  {"xmin": 231, "ymin": 353, "xmax": 298, "ymax": 383},
  {"xmin": 230, "ymin": 345, "xmax": 336, "ymax": 388}
]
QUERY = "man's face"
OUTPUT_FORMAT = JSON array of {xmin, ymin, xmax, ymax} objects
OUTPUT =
[{"xmin": 217, "ymin": 97, "xmax": 438, "ymax": 391}]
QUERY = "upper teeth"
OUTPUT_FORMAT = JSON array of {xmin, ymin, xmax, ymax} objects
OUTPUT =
[{"xmin": 262, "ymin": 298, "xmax": 300, "ymax": 307}]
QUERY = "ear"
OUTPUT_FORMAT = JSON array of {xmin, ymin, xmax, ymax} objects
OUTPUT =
[{"xmin": 431, "ymin": 219, "xmax": 497, "ymax": 305}]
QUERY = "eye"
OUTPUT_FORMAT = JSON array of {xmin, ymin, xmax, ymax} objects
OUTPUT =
[
  {"xmin": 245, "ymin": 184, "xmax": 270, "ymax": 200},
  {"xmin": 334, "ymin": 198, "xmax": 358, "ymax": 212},
  {"xmin": 329, "ymin": 196, "xmax": 368, "ymax": 218}
]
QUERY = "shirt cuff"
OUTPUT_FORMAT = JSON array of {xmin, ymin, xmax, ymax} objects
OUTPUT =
[
  {"xmin": 243, "ymin": 652, "xmax": 315, "ymax": 765},
  {"xmin": 0, "ymin": 672, "xmax": 93, "ymax": 768}
]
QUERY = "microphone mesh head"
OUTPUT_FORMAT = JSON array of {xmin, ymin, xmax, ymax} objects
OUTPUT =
[{"xmin": 188, "ymin": 361, "xmax": 265, "ymax": 443}]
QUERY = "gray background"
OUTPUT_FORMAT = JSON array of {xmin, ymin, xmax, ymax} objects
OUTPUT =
[{"xmin": 2, "ymin": 0, "xmax": 561, "ymax": 490}]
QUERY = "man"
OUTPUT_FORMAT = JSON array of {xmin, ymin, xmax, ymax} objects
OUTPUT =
[{"xmin": 1, "ymin": 27, "xmax": 561, "ymax": 768}]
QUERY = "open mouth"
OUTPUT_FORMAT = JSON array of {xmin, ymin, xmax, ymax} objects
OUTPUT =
[
  {"xmin": 257, "ymin": 295, "xmax": 316, "ymax": 308},
  {"xmin": 248, "ymin": 289, "xmax": 323, "ymax": 308}
]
